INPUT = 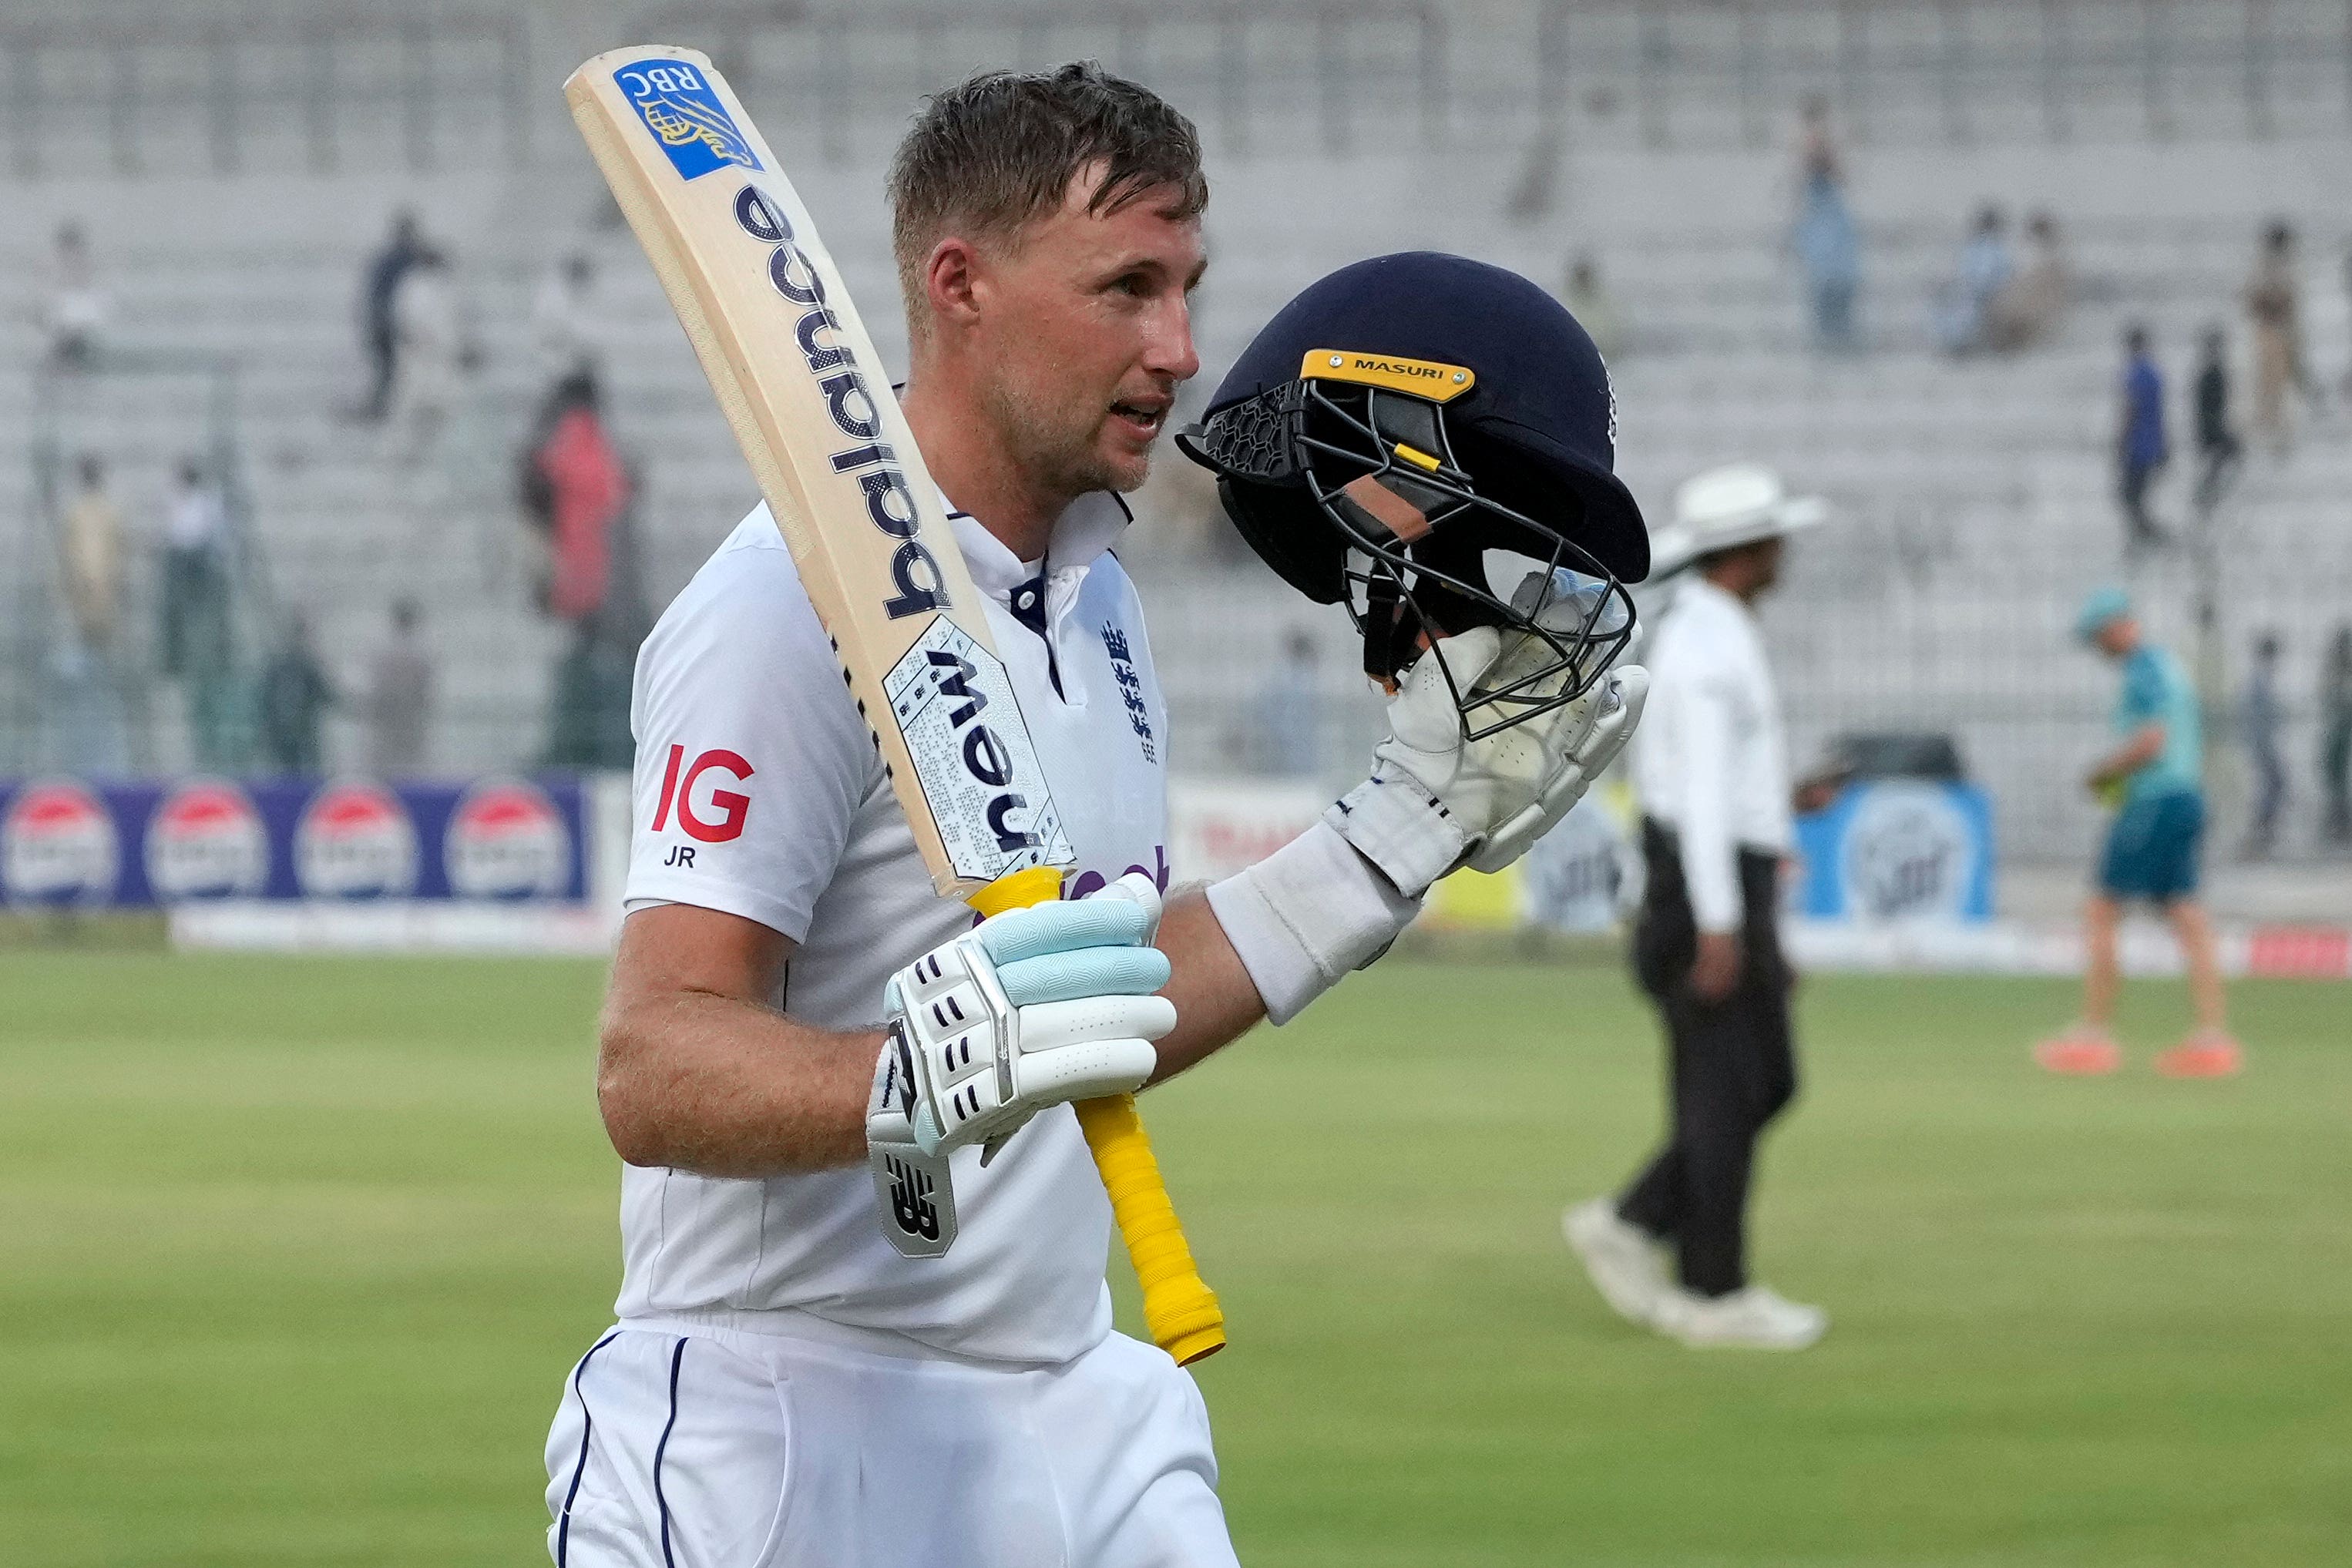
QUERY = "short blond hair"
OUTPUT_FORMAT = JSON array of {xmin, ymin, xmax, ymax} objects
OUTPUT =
[{"xmin": 887, "ymin": 62, "xmax": 1208, "ymax": 325}]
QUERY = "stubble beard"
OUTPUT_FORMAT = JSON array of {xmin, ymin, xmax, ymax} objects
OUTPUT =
[{"xmin": 980, "ymin": 371, "xmax": 1149, "ymax": 501}]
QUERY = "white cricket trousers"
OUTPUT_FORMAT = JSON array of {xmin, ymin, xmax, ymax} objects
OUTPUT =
[{"xmin": 543, "ymin": 1315, "xmax": 1241, "ymax": 1568}]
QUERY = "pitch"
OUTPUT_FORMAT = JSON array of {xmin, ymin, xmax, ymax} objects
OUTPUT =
[{"xmin": 0, "ymin": 951, "xmax": 2343, "ymax": 1565}]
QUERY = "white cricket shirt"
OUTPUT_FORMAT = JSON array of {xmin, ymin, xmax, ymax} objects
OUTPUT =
[
  {"xmin": 612, "ymin": 493, "xmax": 1171, "ymax": 1365},
  {"xmin": 1631, "ymin": 575, "xmax": 1792, "ymax": 932}
]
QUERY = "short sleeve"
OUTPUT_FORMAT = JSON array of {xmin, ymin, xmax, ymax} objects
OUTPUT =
[
  {"xmin": 2118, "ymin": 651, "xmax": 2164, "ymax": 726},
  {"xmin": 623, "ymin": 519, "xmax": 879, "ymax": 942}
]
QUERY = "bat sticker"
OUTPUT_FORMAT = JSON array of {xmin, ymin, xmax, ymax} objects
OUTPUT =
[
  {"xmin": 883, "ymin": 620, "xmax": 1074, "ymax": 885},
  {"xmin": 613, "ymin": 59, "xmax": 761, "ymax": 180}
]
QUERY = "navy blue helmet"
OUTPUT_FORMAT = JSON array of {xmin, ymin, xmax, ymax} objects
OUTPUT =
[{"xmin": 1178, "ymin": 251, "xmax": 1645, "ymax": 735}]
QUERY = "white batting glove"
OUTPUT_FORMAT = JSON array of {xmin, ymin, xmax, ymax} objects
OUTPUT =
[
  {"xmin": 1329, "ymin": 630, "xmax": 1648, "ymax": 898},
  {"xmin": 871, "ymin": 873, "xmax": 1175, "ymax": 1160}
]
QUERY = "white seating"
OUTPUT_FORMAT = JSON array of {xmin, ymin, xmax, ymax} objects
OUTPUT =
[{"xmin": 1, "ymin": 26, "xmax": 2344, "ymax": 858}]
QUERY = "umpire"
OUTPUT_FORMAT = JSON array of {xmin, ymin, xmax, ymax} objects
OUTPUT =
[{"xmin": 1566, "ymin": 463, "xmax": 1836, "ymax": 1351}]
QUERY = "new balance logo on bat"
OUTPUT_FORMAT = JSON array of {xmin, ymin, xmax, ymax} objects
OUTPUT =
[
  {"xmin": 925, "ymin": 646, "xmax": 1043, "ymax": 857},
  {"xmin": 732, "ymin": 186, "xmax": 949, "ymax": 622}
]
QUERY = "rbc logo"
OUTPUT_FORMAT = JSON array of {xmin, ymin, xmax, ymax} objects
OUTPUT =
[{"xmin": 615, "ymin": 59, "xmax": 762, "ymax": 181}]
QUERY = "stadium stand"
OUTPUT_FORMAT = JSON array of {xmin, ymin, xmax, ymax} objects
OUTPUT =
[{"xmin": 4, "ymin": 0, "xmax": 2347, "ymax": 861}]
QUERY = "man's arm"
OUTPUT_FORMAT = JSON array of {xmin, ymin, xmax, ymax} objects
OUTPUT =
[
  {"xmin": 2088, "ymin": 723, "xmax": 2165, "ymax": 790},
  {"xmin": 1147, "ymin": 886, "xmax": 1268, "ymax": 1083},
  {"xmin": 596, "ymin": 902, "xmax": 879, "ymax": 1177},
  {"xmin": 1151, "ymin": 638, "xmax": 1648, "ymax": 1070},
  {"xmin": 1673, "ymin": 675, "xmax": 1748, "ymax": 1000}
]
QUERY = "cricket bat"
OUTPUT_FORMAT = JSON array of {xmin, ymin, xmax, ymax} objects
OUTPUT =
[{"xmin": 565, "ymin": 46, "xmax": 1223, "ymax": 1365}]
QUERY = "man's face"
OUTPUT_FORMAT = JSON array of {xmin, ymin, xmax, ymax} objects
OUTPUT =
[
  {"xmin": 2095, "ymin": 618, "xmax": 2138, "ymax": 659},
  {"xmin": 965, "ymin": 166, "xmax": 1206, "ymax": 500},
  {"xmin": 1746, "ymin": 534, "xmax": 1786, "ymax": 595}
]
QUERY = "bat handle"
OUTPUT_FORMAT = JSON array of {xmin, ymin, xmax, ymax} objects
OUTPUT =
[
  {"xmin": 1074, "ymin": 1094, "xmax": 1226, "ymax": 1365},
  {"xmin": 970, "ymin": 868, "xmax": 1227, "ymax": 1366}
]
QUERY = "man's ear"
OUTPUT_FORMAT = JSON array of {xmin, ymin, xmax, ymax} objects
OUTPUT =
[{"xmin": 922, "ymin": 237, "xmax": 986, "ymax": 333}]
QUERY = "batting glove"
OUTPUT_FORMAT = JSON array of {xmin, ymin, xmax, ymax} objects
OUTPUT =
[
  {"xmin": 873, "ymin": 873, "xmax": 1175, "ymax": 1159},
  {"xmin": 1329, "ymin": 629, "xmax": 1648, "ymax": 898}
]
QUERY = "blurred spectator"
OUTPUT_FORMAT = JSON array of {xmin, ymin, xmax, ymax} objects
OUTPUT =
[
  {"xmin": 358, "ymin": 210, "xmax": 427, "ymax": 421},
  {"xmin": 362, "ymin": 598, "xmax": 435, "ymax": 777},
  {"xmin": 160, "ymin": 459, "xmax": 229, "ymax": 678},
  {"xmin": 533, "ymin": 252, "xmax": 602, "ymax": 397},
  {"xmin": 2239, "ymin": 633, "xmax": 2286, "ymax": 858},
  {"xmin": 2340, "ymin": 247, "xmax": 2352, "ymax": 403},
  {"xmin": 546, "ymin": 632, "xmax": 638, "ymax": 770},
  {"xmin": 1791, "ymin": 96, "xmax": 1860, "ymax": 351},
  {"xmin": 1253, "ymin": 631, "xmax": 1322, "ymax": 777},
  {"xmin": 2323, "ymin": 626, "xmax": 2352, "ymax": 844},
  {"xmin": 42, "ymin": 221, "xmax": 109, "ymax": 370},
  {"xmin": 2115, "ymin": 324, "xmax": 2168, "ymax": 552},
  {"xmin": 389, "ymin": 248, "xmax": 462, "ymax": 460},
  {"xmin": 1986, "ymin": 210, "xmax": 2068, "ymax": 352},
  {"xmin": 257, "ymin": 612, "xmax": 336, "ymax": 775},
  {"xmin": 58, "ymin": 455, "xmax": 125, "ymax": 655},
  {"xmin": 1933, "ymin": 204, "xmax": 2012, "ymax": 354},
  {"xmin": 525, "ymin": 371, "xmax": 643, "ymax": 769},
  {"xmin": 1562, "ymin": 253, "xmax": 1624, "ymax": 362},
  {"xmin": 2243, "ymin": 220, "xmax": 2309, "ymax": 455},
  {"xmin": 2192, "ymin": 327, "xmax": 2242, "ymax": 516},
  {"xmin": 2045, "ymin": 589, "xmax": 2239, "ymax": 1078},
  {"xmin": 159, "ymin": 459, "xmax": 240, "ymax": 768},
  {"xmin": 524, "ymin": 371, "xmax": 630, "ymax": 623},
  {"xmin": 50, "ymin": 455, "xmax": 129, "ymax": 771}
]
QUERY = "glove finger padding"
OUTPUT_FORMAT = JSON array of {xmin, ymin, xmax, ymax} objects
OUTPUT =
[
  {"xmin": 1012, "ymin": 1032, "xmax": 1164, "ymax": 1105},
  {"xmin": 995, "ymin": 945, "xmax": 1169, "ymax": 1006},
  {"xmin": 1583, "ymin": 664, "xmax": 1648, "ymax": 773},
  {"xmin": 1016, "ymin": 994, "xmax": 1178, "ymax": 1053},
  {"xmin": 1467, "ymin": 663, "xmax": 1649, "ymax": 874},
  {"xmin": 976, "ymin": 898, "xmax": 1153, "ymax": 965},
  {"xmin": 888, "ymin": 872, "xmax": 1175, "ymax": 1157},
  {"xmin": 1336, "ymin": 630, "xmax": 1647, "ymax": 895},
  {"xmin": 1383, "ymin": 626, "xmax": 1503, "ymax": 762},
  {"xmin": 1085, "ymin": 869, "xmax": 1167, "ymax": 938}
]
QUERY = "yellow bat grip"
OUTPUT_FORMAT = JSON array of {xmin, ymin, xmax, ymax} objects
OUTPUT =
[
  {"xmin": 1074, "ymin": 1094, "xmax": 1226, "ymax": 1364},
  {"xmin": 971, "ymin": 868, "xmax": 1227, "ymax": 1365}
]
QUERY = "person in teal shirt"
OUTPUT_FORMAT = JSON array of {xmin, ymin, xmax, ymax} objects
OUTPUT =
[{"xmin": 2039, "ymin": 588, "xmax": 2241, "ymax": 1077}]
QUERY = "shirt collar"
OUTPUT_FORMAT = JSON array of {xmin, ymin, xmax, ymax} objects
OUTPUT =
[
  {"xmin": 945, "ymin": 489, "xmax": 1133, "ymax": 602},
  {"xmin": 1681, "ymin": 574, "xmax": 1752, "ymax": 623}
]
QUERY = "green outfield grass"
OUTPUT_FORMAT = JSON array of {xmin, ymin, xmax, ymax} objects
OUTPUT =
[{"xmin": 0, "ymin": 952, "xmax": 2344, "ymax": 1566}]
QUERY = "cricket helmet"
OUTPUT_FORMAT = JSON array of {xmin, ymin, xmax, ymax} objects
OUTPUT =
[{"xmin": 1175, "ymin": 251, "xmax": 1645, "ymax": 737}]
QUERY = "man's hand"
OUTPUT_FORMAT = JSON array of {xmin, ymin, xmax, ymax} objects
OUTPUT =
[
  {"xmin": 1793, "ymin": 767, "xmax": 1852, "ymax": 815},
  {"xmin": 875, "ymin": 874, "xmax": 1176, "ymax": 1157},
  {"xmin": 2088, "ymin": 722, "xmax": 2166, "ymax": 791},
  {"xmin": 1328, "ymin": 626, "xmax": 1648, "ymax": 898},
  {"xmin": 1689, "ymin": 930, "xmax": 1744, "ymax": 1002}
]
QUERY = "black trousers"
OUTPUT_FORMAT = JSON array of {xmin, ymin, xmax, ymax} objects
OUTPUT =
[
  {"xmin": 2118, "ymin": 457, "xmax": 2166, "ymax": 548},
  {"xmin": 1616, "ymin": 818, "xmax": 1799, "ymax": 1298}
]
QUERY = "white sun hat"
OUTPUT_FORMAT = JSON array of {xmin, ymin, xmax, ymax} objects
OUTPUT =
[{"xmin": 1645, "ymin": 462, "xmax": 1830, "ymax": 577}]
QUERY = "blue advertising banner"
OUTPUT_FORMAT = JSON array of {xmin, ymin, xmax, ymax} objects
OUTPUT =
[
  {"xmin": 1792, "ymin": 779, "xmax": 1994, "ymax": 922},
  {"xmin": 0, "ymin": 776, "xmax": 590, "ymax": 907}
]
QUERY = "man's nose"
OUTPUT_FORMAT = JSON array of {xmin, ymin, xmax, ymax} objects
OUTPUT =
[{"xmin": 1145, "ymin": 296, "xmax": 1201, "ymax": 385}]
